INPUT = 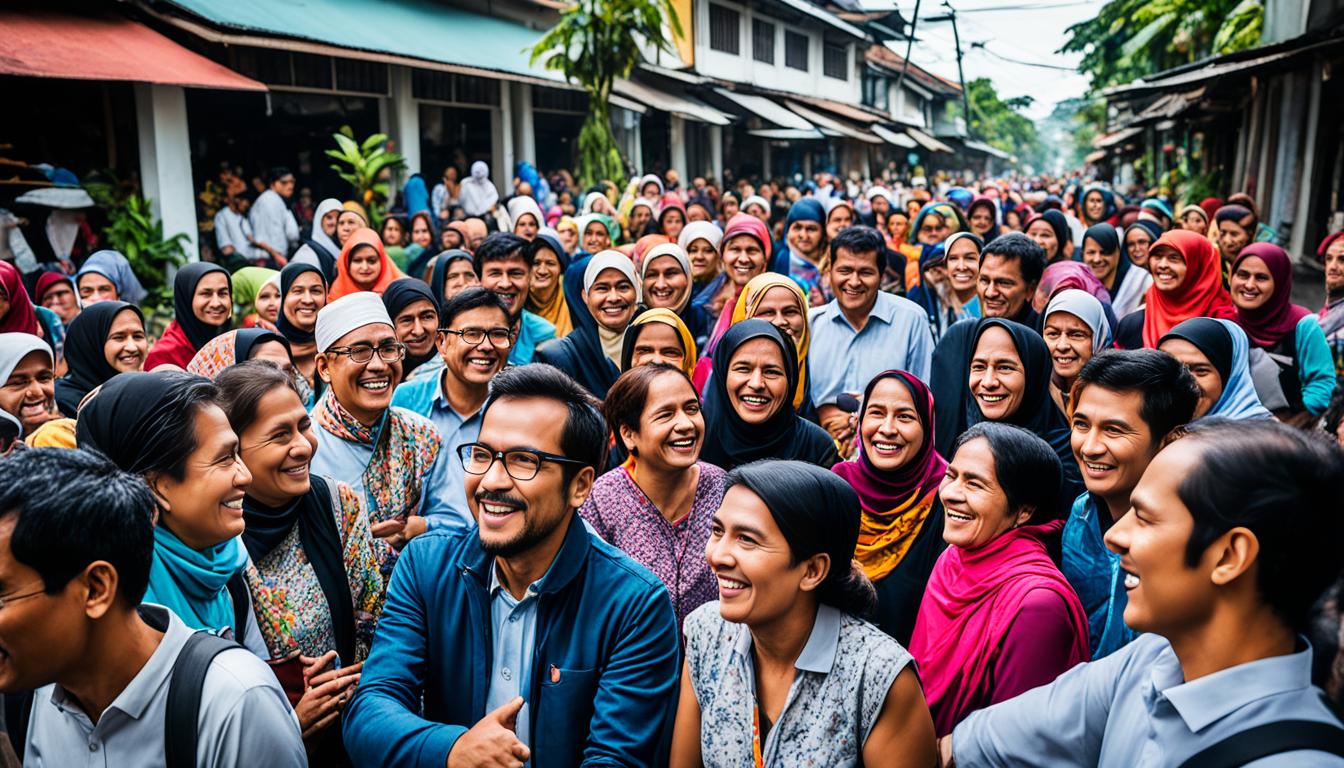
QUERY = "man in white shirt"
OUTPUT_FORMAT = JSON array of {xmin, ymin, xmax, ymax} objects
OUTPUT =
[
  {"xmin": 249, "ymin": 167, "xmax": 300, "ymax": 267},
  {"xmin": 0, "ymin": 448, "xmax": 304, "ymax": 767},
  {"xmin": 213, "ymin": 192, "xmax": 256, "ymax": 266}
]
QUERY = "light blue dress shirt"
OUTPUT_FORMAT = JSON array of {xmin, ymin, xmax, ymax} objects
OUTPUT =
[
  {"xmin": 309, "ymin": 406, "xmax": 469, "ymax": 533},
  {"xmin": 511, "ymin": 310, "xmax": 556, "ymax": 366},
  {"xmin": 391, "ymin": 371, "xmax": 483, "ymax": 523},
  {"xmin": 953, "ymin": 632, "xmax": 1344, "ymax": 766},
  {"xmin": 486, "ymin": 564, "xmax": 540, "ymax": 753},
  {"xmin": 807, "ymin": 291, "xmax": 935, "ymax": 406}
]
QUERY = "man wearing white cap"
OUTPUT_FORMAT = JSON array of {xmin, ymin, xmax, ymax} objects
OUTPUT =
[{"xmin": 308, "ymin": 292, "xmax": 468, "ymax": 568}]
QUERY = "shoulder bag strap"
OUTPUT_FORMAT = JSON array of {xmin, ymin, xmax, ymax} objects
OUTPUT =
[
  {"xmin": 164, "ymin": 631, "xmax": 241, "ymax": 768},
  {"xmin": 1178, "ymin": 719, "xmax": 1344, "ymax": 768}
]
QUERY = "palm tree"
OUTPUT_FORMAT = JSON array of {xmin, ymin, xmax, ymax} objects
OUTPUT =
[{"xmin": 530, "ymin": 0, "xmax": 681, "ymax": 187}]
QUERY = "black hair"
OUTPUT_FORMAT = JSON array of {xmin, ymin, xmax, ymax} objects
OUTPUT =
[
  {"xmin": 473, "ymin": 232, "xmax": 532, "ymax": 276},
  {"xmin": 1177, "ymin": 419, "xmax": 1344, "ymax": 631},
  {"xmin": 952, "ymin": 422, "xmax": 1061, "ymax": 524},
  {"xmin": 1072, "ymin": 349, "xmax": 1199, "ymax": 445},
  {"xmin": 602, "ymin": 364, "xmax": 695, "ymax": 454},
  {"xmin": 828, "ymin": 226, "xmax": 888, "ymax": 274},
  {"xmin": 0, "ymin": 448, "xmax": 155, "ymax": 603},
  {"xmin": 981, "ymin": 232, "xmax": 1047, "ymax": 286},
  {"xmin": 485, "ymin": 363, "xmax": 607, "ymax": 479},
  {"xmin": 267, "ymin": 166, "xmax": 294, "ymax": 185},
  {"xmin": 726, "ymin": 460, "xmax": 876, "ymax": 617},
  {"xmin": 440, "ymin": 286, "xmax": 511, "ymax": 329},
  {"xmin": 215, "ymin": 360, "xmax": 298, "ymax": 434}
]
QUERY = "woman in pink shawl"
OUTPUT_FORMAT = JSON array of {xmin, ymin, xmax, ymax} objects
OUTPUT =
[
  {"xmin": 1031, "ymin": 260, "xmax": 1118, "ymax": 335},
  {"xmin": 910, "ymin": 421, "xmax": 1089, "ymax": 736}
]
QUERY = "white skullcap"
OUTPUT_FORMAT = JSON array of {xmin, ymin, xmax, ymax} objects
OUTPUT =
[
  {"xmin": 677, "ymin": 220, "xmax": 722, "ymax": 252},
  {"xmin": 315, "ymin": 292, "xmax": 394, "ymax": 353},
  {"xmin": 583, "ymin": 250, "xmax": 642, "ymax": 303}
]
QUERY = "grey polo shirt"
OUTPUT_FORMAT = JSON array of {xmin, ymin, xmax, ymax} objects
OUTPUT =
[
  {"xmin": 953, "ymin": 632, "xmax": 1344, "ymax": 766},
  {"xmin": 23, "ymin": 605, "xmax": 304, "ymax": 768}
]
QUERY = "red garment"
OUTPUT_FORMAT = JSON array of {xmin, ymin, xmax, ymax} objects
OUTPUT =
[
  {"xmin": 144, "ymin": 320, "xmax": 197, "ymax": 370},
  {"xmin": 909, "ymin": 521, "xmax": 1090, "ymax": 737},
  {"xmin": 1199, "ymin": 197, "xmax": 1224, "ymax": 221},
  {"xmin": 1231, "ymin": 243, "xmax": 1311, "ymax": 348},
  {"xmin": 1141, "ymin": 230, "xmax": 1236, "ymax": 348},
  {"xmin": 329, "ymin": 227, "xmax": 404, "ymax": 300},
  {"xmin": 0, "ymin": 261, "xmax": 38, "ymax": 334}
]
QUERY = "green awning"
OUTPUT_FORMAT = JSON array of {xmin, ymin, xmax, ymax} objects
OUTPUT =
[{"xmin": 163, "ymin": 0, "xmax": 555, "ymax": 81}]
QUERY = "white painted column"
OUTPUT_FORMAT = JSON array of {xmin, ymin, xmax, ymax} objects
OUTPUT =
[
  {"xmin": 512, "ymin": 83, "xmax": 535, "ymax": 167},
  {"xmin": 670, "ymin": 114, "xmax": 688, "ymax": 176},
  {"xmin": 134, "ymin": 83, "xmax": 198, "ymax": 259},
  {"xmin": 388, "ymin": 66, "xmax": 421, "ymax": 177},
  {"xmin": 710, "ymin": 124, "xmax": 724, "ymax": 183},
  {"xmin": 497, "ymin": 80, "xmax": 515, "ymax": 193}
]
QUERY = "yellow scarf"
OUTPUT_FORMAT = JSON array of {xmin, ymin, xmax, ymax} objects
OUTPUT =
[{"xmin": 527, "ymin": 284, "xmax": 572, "ymax": 338}]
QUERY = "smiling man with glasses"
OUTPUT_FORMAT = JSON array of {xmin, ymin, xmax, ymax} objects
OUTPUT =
[
  {"xmin": 345, "ymin": 363, "xmax": 679, "ymax": 768},
  {"xmin": 393, "ymin": 287, "xmax": 515, "ymax": 525},
  {"xmin": 308, "ymin": 292, "xmax": 468, "ymax": 571}
]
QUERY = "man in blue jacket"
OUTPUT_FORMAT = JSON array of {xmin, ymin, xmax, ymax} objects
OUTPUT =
[{"xmin": 344, "ymin": 363, "xmax": 680, "ymax": 767}]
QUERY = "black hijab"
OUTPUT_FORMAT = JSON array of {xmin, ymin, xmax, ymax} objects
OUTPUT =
[
  {"xmin": 700, "ymin": 319, "xmax": 838, "ymax": 471},
  {"xmin": 429, "ymin": 250, "xmax": 473, "ymax": 305},
  {"xmin": 241, "ymin": 475, "xmax": 355, "ymax": 665},
  {"xmin": 381, "ymin": 277, "xmax": 441, "ymax": 377},
  {"xmin": 55, "ymin": 301, "xmax": 143, "ymax": 418},
  {"xmin": 1158, "ymin": 316, "xmax": 1233, "ymax": 384},
  {"xmin": 276, "ymin": 262, "xmax": 326, "ymax": 345},
  {"xmin": 173, "ymin": 262, "xmax": 231, "ymax": 350},
  {"xmin": 1082, "ymin": 223, "xmax": 1129, "ymax": 291},
  {"xmin": 234, "ymin": 328, "xmax": 292, "ymax": 364},
  {"xmin": 75, "ymin": 371, "xmax": 207, "ymax": 473}
]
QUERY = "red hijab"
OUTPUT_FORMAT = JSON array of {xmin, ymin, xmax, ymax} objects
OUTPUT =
[
  {"xmin": 330, "ymin": 227, "xmax": 404, "ymax": 299},
  {"xmin": 0, "ymin": 262, "xmax": 39, "ymax": 334},
  {"xmin": 1231, "ymin": 243, "xmax": 1311, "ymax": 348},
  {"xmin": 1141, "ymin": 230, "xmax": 1236, "ymax": 348}
]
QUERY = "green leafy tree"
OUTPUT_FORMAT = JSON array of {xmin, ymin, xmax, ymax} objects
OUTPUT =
[
  {"xmin": 530, "ymin": 0, "xmax": 681, "ymax": 187},
  {"xmin": 326, "ymin": 126, "xmax": 406, "ymax": 229},
  {"xmin": 1061, "ymin": 0, "xmax": 1263, "ymax": 90},
  {"xmin": 954, "ymin": 79, "xmax": 1045, "ymax": 170},
  {"xmin": 84, "ymin": 172, "xmax": 188, "ymax": 315}
]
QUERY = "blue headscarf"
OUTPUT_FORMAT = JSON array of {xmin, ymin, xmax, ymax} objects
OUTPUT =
[
  {"xmin": 402, "ymin": 174, "xmax": 431, "ymax": 218},
  {"xmin": 770, "ymin": 198, "xmax": 827, "ymax": 275},
  {"xmin": 945, "ymin": 187, "xmax": 974, "ymax": 211},
  {"xmin": 1160, "ymin": 318, "xmax": 1272, "ymax": 421},
  {"xmin": 1081, "ymin": 185, "xmax": 1118, "ymax": 224},
  {"xmin": 76, "ymin": 250, "xmax": 148, "ymax": 304}
]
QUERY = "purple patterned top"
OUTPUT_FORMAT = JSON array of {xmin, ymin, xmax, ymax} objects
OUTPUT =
[{"xmin": 578, "ymin": 461, "xmax": 727, "ymax": 628}]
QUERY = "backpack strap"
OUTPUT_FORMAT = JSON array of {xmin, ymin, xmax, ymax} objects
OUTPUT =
[
  {"xmin": 1178, "ymin": 719, "xmax": 1344, "ymax": 768},
  {"xmin": 225, "ymin": 571, "xmax": 250, "ymax": 642},
  {"xmin": 164, "ymin": 632, "xmax": 240, "ymax": 768}
]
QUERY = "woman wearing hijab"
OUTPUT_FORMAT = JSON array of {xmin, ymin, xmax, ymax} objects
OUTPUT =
[
  {"xmin": 908, "ymin": 233, "xmax": 982, "ymax": 342},
  {"xmin": 1114, "ymin": 230, "xmax": 1236, "ymax": 350},
  {"xmin": 401, "ymin": 211, "xmax": 438, "ymax": 279},
  {"xmin": 34, "ymin": 271, "xmax": 79, "ymax": 325},
  {"xmin": 232, "ymin": 266, "xmax": 281, "ymax": 331},
  {"xmin": 1214, "ymin": 204, "xmax": 1257, "ymax": 271},
  {"xmin": 575, "ymin": 213, "xmax": 619, "ymax": 255},
  {"xmin": 1159, "ymin": 317, "xmax": 1273, "ymax": 421},
  {"xmin": 524, "ymin": 233, "xmax": 572, "ymax": 338},
  {"xmin": 380, "ymin": 278, "xmax": 441, "ymax": 382},
  {"xmin": 1226, "ymin": 192, "xmax": 1278, "ymax": 243},
  {"xmin": 774, "ymin": 198, "xmax": 827, "ymax": 288},
  {"xmin": 1025, "ymin": 210, "xmax": 1074, "ymax": 263},
  {"xmin": 458, "ymin": 160, "xmax": 498, "ymax": 217},
  {"xmin": 910, "ymin": 422, "xmax": 1089, "ymax": 736},
  {"xmin": 506, "ymin": 195, "xmax": 544, "ymax": 242},
  {"xmin": 534, "ymin": 250, "xmax": 640, "ymax": 399},
  {"xmin": 1079, "ymin": 186, "xmax": 1118, "ymax": 229},
  {"xmin": 965, "ymin": 197, "xmax": 998, "ymax": 240},
  {"xmin": 656, "ymin": 194, "xmax": 687, "ymax": 242},
  {"xmin": 291, "ymin": 198, "xmax": 343, "ymax": 281},
  {"xmin": 832, "ymin": 370, "xmax": 949, "ymax": 644},
  {"xmin": 1228, "ymin": 243, "xmax": 1334, "ymax": 423},
  {"xmin": 671, "ymin": 460, "xmax": 936, "ymax": 767},
  {"xmin": 580, "ymin": 364, "xmax": 726, "ymax": 628},
  {"xmin": 329, "ymin": 227, "xmax": 403, "ymax": 300},
  {"xmin": 906, "ymin": 202, "xmax": 969, "ymax": 289},
  {"xmin": 144, "ymin": 262, "xmax": 232, "ymax": 371},
  {"xmin": 1178, "ymin": 204, "xmax": 1210, "ymax": 234},
  {"xmin": 276, "ymin": 262, "xmax": 329, "ymax": 407},
  {"xmin": 75, "ymin": 249, "xmax": 148, "ymax": 305},
  {"xmin": 215, "ymin": 361, "xmax": 381, "ymax": 758},
  {"xmin": 640, "ymin": 242, "xmax": 709, "ymax": 343},
  {"xmin": 1043, "ymin": 290, "xmax": 1112, "ymax": 414},
  {"xmin": 1122, "ymin": 219, "xmax": 1163, "ymax": 271},
  {"xmin": 960, "ymin": 318, "xmax": 1085, "ymax": 513},
  {"xmin": 698, "ymin": 214, "xmax": 774, "ymax": 354},
  {"xmin": 0, "ymin": 333, "xmax": 56, "ymax": 438},
  {"xmin": 1080, "ymin": 223, "xmax": 1150, "ymax": 319},
  {"xmin": 621, "ymin": 308, "xmax": 697, "ymax": 378},
  {"xmin": 54, "ymin": 301, "xmax": 146, "ymax": 417},
  {"xmin": 700, "ymin": 320, "xmax": 838, "ymax": 471},
  {"xmin": 187, "ymin": 328, "xmax": 295, "ymax": 382},
  {"xmin": 74, "ymin": 371, "xmax": 265, "ymax": 649},
  {"xmin": 1031, "ymin": 261, "xmax": 1118, "ymax": 334},
  {"xmin": 430, "ymin": 249, "xmax": 480, "ymax": 305},
  {"xmin": 678, "ymin": 221, "xmax": 723, "ymax": 301},
  {"xmin": 0, "ymin": 261, "xmax": 39, "ymax": 336}
]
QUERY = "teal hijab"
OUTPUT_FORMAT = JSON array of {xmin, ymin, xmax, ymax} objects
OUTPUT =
[{"xmin": 143, "ymin": 526, "xmax": 248, "ymax": 634}]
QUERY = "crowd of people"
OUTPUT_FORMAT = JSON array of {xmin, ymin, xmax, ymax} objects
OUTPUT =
[{"xmin": 0, "ymin": 159, "xmax": 1343, "ymax": 767}]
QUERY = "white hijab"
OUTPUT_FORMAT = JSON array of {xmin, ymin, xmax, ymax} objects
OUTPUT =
[
  {"xmin": 310, "ymin": 198, "xmax": 343, "ymax": 256},
  {"xmin": 459, "ymin": 161, "xmax": 499, "ymax": 217}
]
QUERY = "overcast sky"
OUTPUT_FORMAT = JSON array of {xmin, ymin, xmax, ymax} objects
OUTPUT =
[{"xmin": 865, "ymin": 0, "xmax": 1101, "ymax": 119}]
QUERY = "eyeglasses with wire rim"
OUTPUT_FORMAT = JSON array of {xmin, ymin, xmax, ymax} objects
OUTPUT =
[
  {"xmin": 439, "ymin": 327, "xmax": 515, "ymax": 348},
  {"xmin": 325, "ymin": 341, "xmax": 407, "ymax": 364},
  {"xmin": 456, "ymin": 443, "xmax": 588, "ymax": 481}
]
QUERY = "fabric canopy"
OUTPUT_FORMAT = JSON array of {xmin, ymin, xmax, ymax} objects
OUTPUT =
[
  {"xmin": 0, "ymin": 10, "xmax": 264, "ymax": 90},
  {"xmin": 872, "ymin": 124, "xmax": 918, "ymax": 149},
  {"xmin": 905, "ymin": 126, "xmax": 954, "ymax": 153},
  {"xmin": 614, "ymin": 80, "xmax": 732, "ymax": 126}
]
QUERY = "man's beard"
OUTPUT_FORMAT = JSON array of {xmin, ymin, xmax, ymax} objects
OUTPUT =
[{"xmin": 476, "ymin": 491, "xmax": 566, "ymax": 557}]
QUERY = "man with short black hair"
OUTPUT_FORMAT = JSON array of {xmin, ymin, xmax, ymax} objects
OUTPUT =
[
  {"xmin": 977, "ymin": 232, "xmax": 1045, "ymax": 325},
  {"xmin": 943, "ymin": 419, "xmax": 1344, "ymax": 766},
  {"xmin": 809, "ymin": 226, "xmax": 933, "ymax": 456},
  {"xmin": 1061, "ymin": 349, "xmax": 1199, "ymax": 657},
  {"xmin": 4, "ymin": 448, "xmax": 304, "ymax": 767},
  {"xmin": 249, "ymin": 166, "xmax": 300, "ymax": 267},
  {"xmin": 345, "ymin": 364, "xmax": 679, "ymax": 768},
  {"xmin": 474, "ymin": 233, "xmax": 556, "ymax": 365}
]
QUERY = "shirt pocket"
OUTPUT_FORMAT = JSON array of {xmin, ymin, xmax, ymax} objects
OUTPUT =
[{"xmin": 533, "ymin": 666, "xmax": 599, "ymax": 761}]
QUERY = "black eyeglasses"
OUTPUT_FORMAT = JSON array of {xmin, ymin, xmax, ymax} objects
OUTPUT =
[
  {"xmin": 326, "ymin": 341, "xmax": 406, "ymax": 364},
  {"xmin": 440, "ymin": 328, "xmax": 514, "ymax": 348},
  {"xmin": 457, "ymin": 442, "xmax": 588, "ymax": 481}
]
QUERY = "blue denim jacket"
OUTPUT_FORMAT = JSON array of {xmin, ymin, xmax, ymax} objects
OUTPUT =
[
  {"xmin": 1060, "ymin": 492, "xmax": 1135, "ymax": 658},
  {"xmin": 343, "ymin": 515, "xmax": 680, "ymax": 767}
]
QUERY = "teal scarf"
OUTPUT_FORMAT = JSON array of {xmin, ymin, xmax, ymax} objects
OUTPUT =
[{"xmin": 144, "ymin": 526, "xmax": 248, "ymax": 634}]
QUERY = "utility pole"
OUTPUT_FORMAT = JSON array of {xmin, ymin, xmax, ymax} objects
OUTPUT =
[{"xmin": 927, "ymin": 2, "xmax": 972, "ymax": 139}]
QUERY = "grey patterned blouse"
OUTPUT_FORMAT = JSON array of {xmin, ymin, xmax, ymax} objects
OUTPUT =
[{"xmin": 684, "ymin": 602, "xmax": 913, "ymax": 767}]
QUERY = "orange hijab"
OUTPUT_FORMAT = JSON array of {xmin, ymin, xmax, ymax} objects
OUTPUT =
[
  {"xmin": 330, "ymin": 227, "xmax": 404, "ymax": 299},
  {"xmin": 1141, "ymin": 229, "xmax": 1236, "ymax": 348}
]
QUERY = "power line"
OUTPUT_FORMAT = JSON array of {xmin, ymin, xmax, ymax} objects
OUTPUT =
[
  {"xmin": 944, "ymin": 0, "xmax": 1099, "ymax": 12},
  {"xmin": 969, "ymin": 42, "xmax": 1080, "ymax": 71}
]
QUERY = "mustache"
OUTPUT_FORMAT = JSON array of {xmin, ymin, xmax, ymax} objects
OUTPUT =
[{"xmin": 474, "ymin": 489, "xmax": 528, "ymax": 509}]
